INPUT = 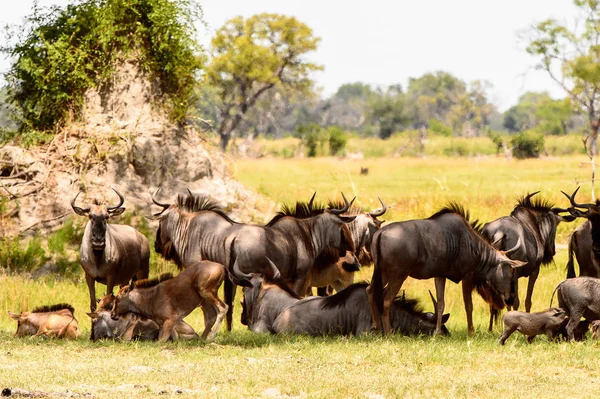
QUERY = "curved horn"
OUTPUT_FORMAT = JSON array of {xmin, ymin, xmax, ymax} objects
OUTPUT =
[
  {"xmin": 152, "ymin": 188, "xmax": 171, "ymax": 209},
  {"xmin": 369, "ymin": 197, "xmax": 387, "ymax": 218},
  {"xmin": 524, "ymin": 191, "xmax": 540, "ymax": 202},
  {"xmin": 232, "ymin": 258, "xmax": 253, "ymax": 281},
  {"xmin": 187, "ymin": 188, "xmax": 194, "ymax": 198},
  {"xmin": 505, "ymin": 236, "xmax": 523, "ymax": 258},
  {"xmin": 70, "ymin": 191, "xmax": 90, "ymax": 215},
  {"xmin": 428, "ymin": 290, "xmax": 437, "ymax": 314},
  {"xmin": 107, "ymin": 188, "xmax": 125, "ymax": 211},
  {"xmin": 561, "ymin": 186, "xmax": 592, "ymax": 210},
  {"xmin": 328, "ymin": 192, "xmax": 351, "ymax": 215},
  {"xmin": 266, "ymin": 257, "xmax": 281, "ymax": 280},
  {"xmin": 308, "ymin": 192, "xmax": 316, "ymax": 211}
]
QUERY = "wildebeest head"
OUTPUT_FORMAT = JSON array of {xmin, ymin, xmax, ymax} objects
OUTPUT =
[
  {"xmin": 111, "ymin": 282, "xmax": 137, "ymax": 320},
  {"xmin": 71, "ymin": 188, "xmax": 126, "ymax": 250},
  {"xmin": 485, "ymin": 241, "xmax": 527, "ymax": 306}
]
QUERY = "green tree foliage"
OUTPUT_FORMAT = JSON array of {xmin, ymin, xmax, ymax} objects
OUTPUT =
[
  {"xmin": 368, "ymin": 84, "xmax": 409, "ymax": 139},
  {"xmin": 511, "ymin": 130, "xmax": 545, "ymax": 159},
  {"xmin": 295, "ymin": 123, "xmax": 326, "ymax": 157},
  {"xmin": 205, "ymin": 13, "xmax": 322, "ymax": 151},
  {"xmin": 2, "ymin": 0, "xmax": 204, "ymax": 136},
  {"xmin": 327, "ymin": 126, "xmax": 348, "ymax": 155},
  {"xmin": 503, "ymin": 92, "xmax": 572, "ymax": 135}
]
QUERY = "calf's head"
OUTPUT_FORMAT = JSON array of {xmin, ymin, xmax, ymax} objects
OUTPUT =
[
  {"xmin": 71, "ymin": 188, "xmax": 126, "ymax": 250},
  {"xmin": 8, "ymin": 312, "xmax": 38, "ymax": 337}
]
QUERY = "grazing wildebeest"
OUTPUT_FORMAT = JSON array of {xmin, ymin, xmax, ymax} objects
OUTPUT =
[
  {"xmin": 8, "ymin": 304, "xmax": 80, "ymax": 339},
  {"xmin": 88, "ymin": 295, "xmax": 198, "ymax": 341},
  {"xmin": 367, "ymin": 203, "xmax": 526, "ymax": 335},
  {"xmin": 111, "ymin": 260, "xmax": 248, "ymax": 342},
  {"xmin": 562, "ymin": 187, "xmax": 600, "ymax": 278},
  {"xmin": 273, "ymin": 284, "xmax": 450, "ymax": 337},
  {"xmin": 479, "ymin": 192, "xmax": 574, "ymax": 330},
  {"xmin": 551, "ymin": 277, "xmax": 600, "ymax": 340},
  {"xmin": 152, "ymin": 190, "xmax": 356, "ymax": 330},
  {"xmin": 498, "ymin": 308, "xmax": 567, "ymax": 345},
  {"xmin": 241, "ymin": 260, "xmax": 450, "ymax": 336},
  {"xmin": 71, "ymin": 188, "xmax": 150, "ymax": 311}
]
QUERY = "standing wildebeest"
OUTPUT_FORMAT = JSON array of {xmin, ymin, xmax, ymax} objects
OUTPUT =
[
  {"xmin": 111, "ymin": 260, "xmax": 247, "ymax": 341},
  {"xmin": 562, "ymin": 187, "xmax": 600, "ymax": 278},
  {"xmin": 152, "ymin": 190, "xmax": 356, "ymax": 330},
  {"xmin": 551, "ymin": 277, "xmax": 600, "ymax": 340},
  {"xmin": 71, "ymin": 188, "xmax": 150, "ymax": 311},
  {"xmin": 8, "ymin": 304, "xmax": 80, "ymax": 339},
  {"xmin": 479, "ymin": 192, "xmax": 574, "ymax": 330},
  {"xmin": 368, "ymin": 203, "xmax": 526, "ymax": 335}
]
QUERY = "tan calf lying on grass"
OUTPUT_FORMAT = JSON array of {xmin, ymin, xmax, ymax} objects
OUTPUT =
[
  {"xmin": 111, "ymin": 261, "xmax": 243, "ymax": 342},
  {"xmin": 498, "ymin": 308, "xmax": 567, "ymax": 345},
  {"xmin": 8, "ymin": 304, "xmax": 80, "ymax": 339}
]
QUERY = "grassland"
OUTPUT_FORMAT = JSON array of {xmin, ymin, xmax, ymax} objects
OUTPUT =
[{"xmin": 2, "ymin": 154, "xmax": 600, "ymax": 398}]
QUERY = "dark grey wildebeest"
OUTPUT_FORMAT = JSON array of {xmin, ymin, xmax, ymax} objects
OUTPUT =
[
  {"xmin": 152, "ymin": 190, "xmax": 356, "ymax": 331},
  {"xmin": 71, "ymin": 189, "xmax": 150, "ymax": 312},
  {"xmin": 551, "ymin": 277, "xmax": 600, "ymax": 340},
  {"xmin": 478, "ymin": 192, "xmax": 574, "ymax": 330},
  {"xmin": 367, "ymin": 203, "xmax": 526, "ymax": 336},
  {"xmin": 562, "ymin": 187, "xmax": 600, "ymax": 278}
]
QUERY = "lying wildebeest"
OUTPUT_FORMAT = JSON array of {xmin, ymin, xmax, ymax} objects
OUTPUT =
[
  {"xmin": 498, "ymin": 308, "xmax": 567, "ymax": 345},
  {"xmin": 552, "ymin": 276, "xmax": 600, "ymax": 340},
  {"xmin": 242, "ymin": 259, "xmax": 450, "ymax": 336},
  {"xmin": 8, "ymin": 304, "xmax": 80, "ymax": 339},
  {"xmin": 152, "ymin": 190, "xmax": 356, "ymax": 330},
  {"xmin": 480, "ymin": 192, "xmax": 574, "ymax": 330},
  {"xmin": 88, "ymin": 295, "xmax": 198, "ymax": 341},
  {"xmin": 562, "ymin": 187, "xmax": 600, "ymax": 278},
  {"xmin": 111, "ymin": 260, "xmax": 248, "ymax": 341},
  {"xmin": 368, "ymin": 203, "xmax": 526, "ymax": 335},
  {"xmin": 71, "ymin": 188, "xmax": 150, "ymax": 311}
]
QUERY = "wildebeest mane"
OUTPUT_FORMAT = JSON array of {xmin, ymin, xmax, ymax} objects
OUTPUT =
[
  {"xmin": 513, "ymin": 193, "xmax": 554, "ymax": 213},
  {"xmin": 265, "ymin": 200, "xmax": 325, "ymax": 226},
  {"xmin": 321, "ymin": 282, "xmax": 422, "ymax": 312},
  {"xmin": 175, "ymin": 193, "xmax": 237, "ymax": 223},
  {"xmin": 31, "ymin": 303, "xmax": 75, "ymax": 314},
  {"xmin": 134, "ymin": 273, "xmax": 173, "ymax": 288},
  {"xmin": 430, "ymin": 202, "xmax": 484, "ymax": 234},
  {"xmin": 264, "ymin": 277, "xmax": 303, "ymax": 300}
]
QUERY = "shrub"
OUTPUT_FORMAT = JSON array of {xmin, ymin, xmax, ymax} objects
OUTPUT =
[
  {"xmin": 428, "ymin": 119, "xmax": 453, "ymax": 137},
  {"xmin": 511, "ymin": 130, "xmax": 545, "ymax": 159},
  {"xmin": 327, "ymin": 126, "xmax": 348, "ymax": 155},
  {"xmin": 0, "ymin": 237, "xmax": 47, "ymax": 272}
]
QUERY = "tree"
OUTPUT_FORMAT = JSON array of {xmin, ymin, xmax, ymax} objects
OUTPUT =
[
  {"xmin": 2, "ymin": 0, "xmax": 204, "ymax": 135},
  {"xmin": 526, "ymin": 0, "xmax": 600, "ymax": 198},
  {"xmin": 503, "ymin": 92, "xmax": 572, "ymax": 134},
  {"xmin": 205, "ymin": 13, "xmax": 322, "ymax": 151},
  {"xmin": 368, "ymin": 84, "xmax": 410, "ymax": 139}
]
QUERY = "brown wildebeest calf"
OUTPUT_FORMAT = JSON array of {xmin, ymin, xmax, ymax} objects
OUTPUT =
[
  {"xmin": 8, "ymin": 304, "xmax": 80, "ymax": 339},
  {"xmin": 111, "ymin": 260, "xmax": 245, "ymax": 342}
]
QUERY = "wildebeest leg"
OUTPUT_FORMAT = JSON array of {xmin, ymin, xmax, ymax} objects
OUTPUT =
[
  {"xmin": 488, "ymin": 304, "xmax": 495, "ymax": 332},
  {"xmin": 511, "ymin": 276, "xmax": 520, "ymax": 311},
  {"xmin": 382, "ymin": 276, "xmax": 407, "ymax": 334},
  {"xmin": 434, "ymin": 277, "xmax": 447, "ymax": 336},
  {"xmin": 224, "ymin": 278, "xmax": 235, "ymax": 331},
  {"xmin": 461, "ymin": 279, "xmax": 475, "ymax": 336},
  {"xmin": 524, "ymin": 269, "xmax": 539, "ymax": 313},
  {"xmin": 158, "ymin": 320, "xmax": 176, "ymax": 342},
  {"xmin": 85, "ymin": 273, "xmax": 97, "ymax": 312},
  {"xmin": 199, "ymin": 304, "xmax": 215, "ymax": 340}
]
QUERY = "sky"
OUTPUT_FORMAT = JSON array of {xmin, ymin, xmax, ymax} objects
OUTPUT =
[{"xmin": 1, "ymin": 0, "xmax": 583, "ymax": 111}]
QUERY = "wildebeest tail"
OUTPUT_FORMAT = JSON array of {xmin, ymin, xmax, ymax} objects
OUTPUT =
[
  {"xmin": 566, "ymin": 234, "xmax": 577, "ymax": 279},
  {"xmin": 370, "ymin": 234, "xmax": 385, "ymax": 320},
  {"xmin": 227, "ymin": 238, "xmax": 253, "ymax": 288}
]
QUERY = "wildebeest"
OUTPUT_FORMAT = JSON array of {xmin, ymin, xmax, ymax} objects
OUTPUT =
[
  {"xmin": 88, "ymin": 295, "xmax": 198, "ymax": 341},
  {"xmin": 71, "ymin": 188, "xmax": 150, "ymax": 311},
  {"xmin": 241, "ymin": 260, "xmax": 450, "ymax": 336},
  {"xmin": 368, "ymin": 203, "xmax": 526, "ymax": 335},
  {"xmin": 552, "ymin": 276, "xmax": 600, "ymax": 340},
  {"xmin": 111, "ymin": 260, "xmax": 246, "ymax": 341},
  {"xmin": 562, "ymin": 187, "xmax": 600, "ymax": 278},
  {"xmin": 152, "ymin": 190, "xmax": 356, "ymax": 330},
  {"xmin": 480, "ymin": 192, "xmax": 574, "ymax": 330},
  {"xmin": 498, "ymin": 308, "xmax": 567, "ymax": 345},
  {"xmin": 8, "ymin": 304, "xmax": 80, "ymax": 339}
]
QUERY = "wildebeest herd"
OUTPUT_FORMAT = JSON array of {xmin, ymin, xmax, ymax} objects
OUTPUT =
[{"xmin": 9, "ymin": 186, "xmax": 600, "ymax": 345}]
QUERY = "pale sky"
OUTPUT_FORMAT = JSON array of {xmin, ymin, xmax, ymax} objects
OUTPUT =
[{"xmin": 1, "ymin": 0, "xmax": 583, "ymax": 111}]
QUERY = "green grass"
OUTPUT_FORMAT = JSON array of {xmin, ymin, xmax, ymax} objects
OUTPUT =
[{"xmin": 2, "ymin": 154, "xmax": 600, "ymax": 398}]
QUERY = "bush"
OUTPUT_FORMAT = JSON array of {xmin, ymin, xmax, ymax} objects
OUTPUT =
[
  {"xmin": 327, "ymin": 126, "xmax": 348, "ymax": 155},
  {"xmin": 511, "ymin": 130, "xmax": 545, "ymax": 159},
  {"xmin": 428, "ymin": 119, "xmax": 453, "ymax": 137},
  {"xmin": 0, "ymin": 237, "xmax": 47, "ymax": 272}
]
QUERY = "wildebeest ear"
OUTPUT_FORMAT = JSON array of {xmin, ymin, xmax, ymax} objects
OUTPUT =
[
  {"xmin": 551, "ymin": 308, "xmax": 565, "ymax": 317},
  {"xmin": 338, "ymin": 215, "xmax": 357, "ymax": 223},
  {"xmin": 95, "ymin": 298, "xmax": 101, "ymax": 304},
  {"xmin": 508, "ymin": 259, "xmax": 527, "ymax": 268},
  {"xmin": 442, "ymin": 313, "xmax": 450, "ymax": 323},
  {"xmin": 86, "ymin": 312, "xmax": 99, "ymax": 319},
  {"xmin": 557, "ymin": 214, "xmax": 577, "ymax": 223},
  {"xmin": 8, "ymin": 311, "xmax": 22, "ymax": 321},
  {"xmin": 109, "ymin": 207, "xmax": 126, "ymax": 217}
]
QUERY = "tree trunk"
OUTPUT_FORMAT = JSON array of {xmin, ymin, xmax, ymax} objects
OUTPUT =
[
  {"xmin": 220, "ymin": 132, "xmax": 231, "ymax": 152},
  {"xmin": 590, "ymin": 130, "xmax": 598, "ymax": 201}
]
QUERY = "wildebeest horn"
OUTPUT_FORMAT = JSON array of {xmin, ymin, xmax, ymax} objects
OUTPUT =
[
  {"xmin": 328, "ymin": 192, "xmax": 351, "ymax": 215},
  {"xmin": 369, "ymin": 197, "xmax": 387, "ymax": 218},
  {"xmin": 232, "ymin": 258, "xmax": 253, "ymax": 281},
  {"xmin": 561, "ymin": 186, "xmax": 592, "ymax": 210},
  {"xmin": 308, "ymin": 192, "xmax": 316, "ymax": 211},
  {"xmin": 107, "ymin": 188, "xmax": 125, "ymax": 211},
  {"xmin": 187, "ymin": 188, "xmax": 194, "ymax": 198},
  {"xmin": 265, "ymin": 257, "xmax": 281, "ymax": 280},
  {"xmin": 524, "ymin": 191, "xmax": 540, "ymax": 202},
  {"xmin": 152, "ymin": 188, "xmax": 171, "ymax": 210},
  {"xmin": 505, "ymin": 236, "xmax": 523, "ymax": 258},
  {"xmin": 70, "ymin": 191, "xmax": 90, "ymax": 215},
  {"xmin": 428, "ymin": 290, "xmax": 437, "ymax": 313}
]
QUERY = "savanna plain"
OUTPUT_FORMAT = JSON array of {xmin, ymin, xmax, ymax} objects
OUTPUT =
[{"xmin": 2, "ymin": 155, "xmax": 600, "ymax": 398}]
